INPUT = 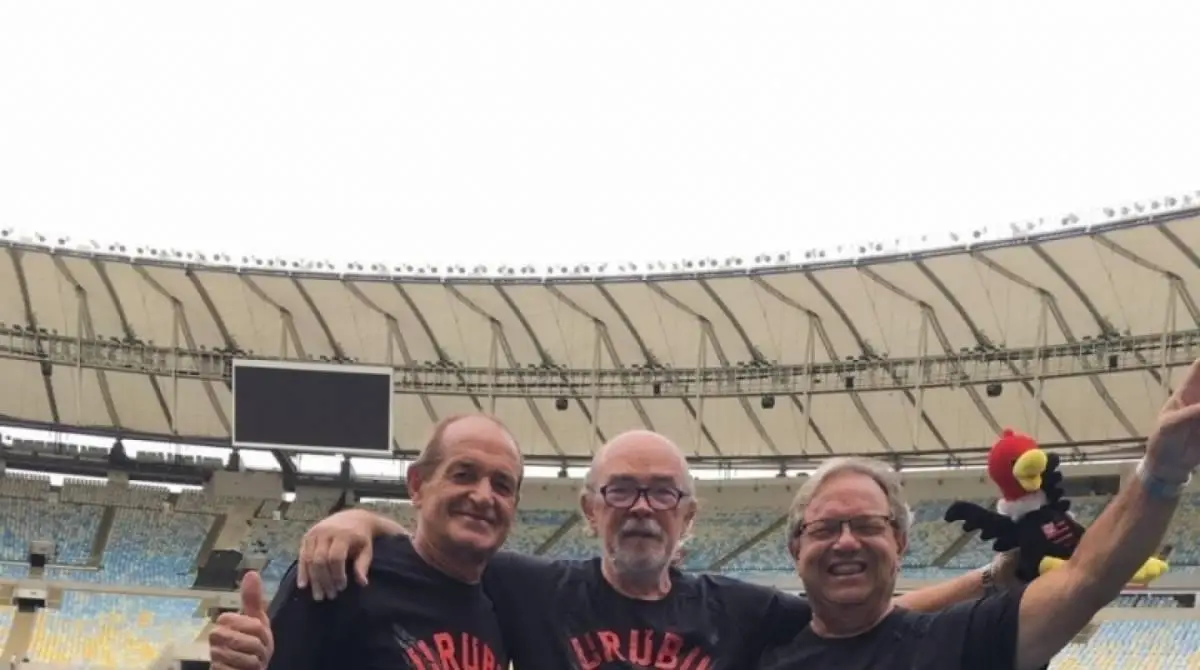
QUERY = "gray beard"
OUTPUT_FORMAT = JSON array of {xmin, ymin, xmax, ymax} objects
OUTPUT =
[{"xmin": 611, "ymin": 547, "xmax": 670, "ymax": 584}]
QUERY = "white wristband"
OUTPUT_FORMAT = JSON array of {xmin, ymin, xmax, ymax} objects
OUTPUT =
[{"xmin": 1135, "ymin": 458, "xmax": 1191, "ymax": 500}]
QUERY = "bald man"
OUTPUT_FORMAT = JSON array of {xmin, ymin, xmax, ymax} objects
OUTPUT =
[
  {"xmin": 212, "ymin": 414, "xmax": 519, "ymax": 670},
  {"xmin": 295, "ymin": 429, "xmax": 1006, "ymax": 669}
]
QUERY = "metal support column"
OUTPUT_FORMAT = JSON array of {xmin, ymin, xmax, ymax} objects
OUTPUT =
[
  {"xmin": 801, "ymin": 317, "xmax": 816, "ymax": 454},
  {"xmin": 1160, "ymin": 279, "xmax": 1179, "ymax": 402},
  {"xmin": 279, "ymin": 311, "xmax": 290, "ymax": 358},
  {"xmin": 385, "ymin": 317, "xmax": 396, "ymax": 368},
  {"xmin": 487, "ymin": 324, "xmax": 499, "ymax": 414},
  {"xmin": 75, "ymin": 289, "xmax": 84, "ymax": 424},
  {"xmin": 590, "ymin": 321, "xmax": 602, "ymax": 451},
  {"xmin": 694, "ymin": 328, "xmax": 708, "ymax": 455},
  {"xmin": 1030, "ymin": 294, "xmax": 1050, "ymax": 437},
  {"xmin": 912, "ymin": 309, "xmax": 930, "ymax": 449},
  {"xmin": 171, "ymin": 301, "xmax": 181, "ymax": 435}
]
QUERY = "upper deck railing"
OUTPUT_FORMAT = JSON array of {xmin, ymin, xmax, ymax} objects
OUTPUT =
[{"xmin": 3, "ymin": 325, "xmax": 1196, "ymax": 399}]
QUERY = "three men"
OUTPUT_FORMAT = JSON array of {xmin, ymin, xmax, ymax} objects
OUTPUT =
[
  {"xmin": 210, "ymin": 347, "xmax": 1200, "ymax": 670},
  {"xmin": 242, "ymin": 429, "xmax": 1009, "ymax": 669},
  {"xmin": 209, "ymin": 413, "xmax": 522, "ymax": 670}
]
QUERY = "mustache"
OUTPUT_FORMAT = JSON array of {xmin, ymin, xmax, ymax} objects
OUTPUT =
[{"xmin": 618, "ymin": 519, "xmax": 665, "ymax": 539}]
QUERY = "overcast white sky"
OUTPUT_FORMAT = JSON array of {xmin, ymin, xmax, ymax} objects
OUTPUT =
[
  {"xmin": 3, "ymin": 3, "xmax": 1200, "ymax": 476},
  {"xmin": 3, "ymin": 2, "xmax": 1199, "ymax": 271}
]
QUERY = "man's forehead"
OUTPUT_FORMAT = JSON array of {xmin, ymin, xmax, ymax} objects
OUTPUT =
[
  {"xmin": 440, "ymin": 448, "xmax": 522, "ymax": 480},
  {"xmin": 603, "ymin": 472, "xmax": 682, "ymax": 486},
  {"xmin": 595, "ymin": 432, "xmax": 686, "ymax": 471},
  {"xmin": 443, "ymin": 415, "xmax": 513, "ymax": 444},
  {"xmin": 592, "ymin": 450, "xmax": 688, "ymax": 486},
  {"xmin": 806, "ymin": 474, "xmax": 889, "ymax": 517},
  {"xmin": 440, "ymin": 427, "xmax": 520, "ymax": 472}
]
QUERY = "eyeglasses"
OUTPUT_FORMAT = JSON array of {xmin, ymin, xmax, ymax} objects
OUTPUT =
[
  {"xmin": 796, "ymin": 514, "xmax": 895, "ymax": 541},
  {"xmin": 598, "ymin": 484, "xmax": 688, "ymax": 511}
]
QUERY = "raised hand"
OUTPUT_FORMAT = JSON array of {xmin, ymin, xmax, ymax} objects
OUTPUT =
[
  {"xmin": 1144, "ymin": 359, "xmax": 1200, "ymax": 482},
  {"xmin": 209, "ymin": 571, "xmax": 274, "ymax": 670}
]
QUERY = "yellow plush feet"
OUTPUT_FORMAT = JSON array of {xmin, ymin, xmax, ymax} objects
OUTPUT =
[
  {"xmin": 1037, "ymin": 556, "xmax": 1166, "ymax": 583},
  {"xmin": 1039, "ymin": 556, "xmax": 1067, "ymax": 575},
  {"xmin": 1129, "ymin": 557, "xmax": 1168, "ymax": 585}
]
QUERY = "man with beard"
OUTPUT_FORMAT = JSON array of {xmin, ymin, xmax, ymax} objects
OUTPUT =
[
  {"xmin": 208, "ymin": 414, "xmax": 518, "ymax": 670},
  {"xmin": 756, "ymin": 358, "xmax": 1200, "ymax": 669},
  {"xmin": 294, "ymin": 430, "xmax": 1013, "ymax": 669}
]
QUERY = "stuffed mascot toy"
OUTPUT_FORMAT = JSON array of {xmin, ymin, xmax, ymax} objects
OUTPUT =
[{"xmin": 944, "ymin": 429, "xmax": 1168, "ymax": 585}]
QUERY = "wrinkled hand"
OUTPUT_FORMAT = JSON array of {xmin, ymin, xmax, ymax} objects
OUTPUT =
[
  {"xmin": 1144, "ymin": 359, "xmax": 1200, "ymax": 481},
  {"xmin": 297, "ymin": 509, "xmax": 388, "ymax": 600},
  {"xmin": 209, "ymin": 571, "xmax": 273, "ymax": 670}
]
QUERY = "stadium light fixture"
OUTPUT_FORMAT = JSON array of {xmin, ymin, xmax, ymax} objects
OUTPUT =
[{"xmin": 3, "ymin": 187, "xmax": 1200, "ymax": 286}]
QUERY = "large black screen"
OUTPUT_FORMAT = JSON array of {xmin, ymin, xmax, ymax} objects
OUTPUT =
[{"xmin": 232, "ymin": 360, "xmax": 393, "ymax": 453}]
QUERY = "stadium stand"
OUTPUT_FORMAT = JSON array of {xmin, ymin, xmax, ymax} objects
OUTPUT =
[
  {"xmin": 27, "ymin": 593, "xmax": 204, "ymax": 668},
  {"xmin": 1048, "ymin": 619, "xmax": 1200, "ymax": 668}
]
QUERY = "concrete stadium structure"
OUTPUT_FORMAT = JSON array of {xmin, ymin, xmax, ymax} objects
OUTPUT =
[
  {"xmin": 6, "ymin": 198, "xmax": 1200, "ymax": 470},
  {"xmin": 1, "ymin": 192, "xmax": 1199, "ymax": 667}
]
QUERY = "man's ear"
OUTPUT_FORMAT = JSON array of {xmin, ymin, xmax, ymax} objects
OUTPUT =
[
  {"xmin": 406, "ymin": 467, "xmax": 425, "ymax": 506},
  {"xmin": 682, "ymin": 497, "xmax": 698, "ymax": 531},
  {"xmin": 579, "ymin": 491, "xmax": 599, "ymax": 537}
]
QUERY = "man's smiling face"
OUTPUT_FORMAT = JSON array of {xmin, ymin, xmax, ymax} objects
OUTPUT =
[{"xmin": 410, "ymin": 415, "xmax": 522, "ymax": 560}]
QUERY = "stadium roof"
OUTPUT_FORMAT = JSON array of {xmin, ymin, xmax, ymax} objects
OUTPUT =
[{"xmin": 3, "ymin": 199, "xmax": 1200, "ymax": 470}]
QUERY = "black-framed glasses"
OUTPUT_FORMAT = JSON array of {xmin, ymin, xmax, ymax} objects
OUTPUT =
[
  {"xmin": 796, "ymin": 514, "xmax": 895, "ymax": 541},
  {"xmin": 599, "ymin": 484, "xmax": 688, "ymax": 511}
]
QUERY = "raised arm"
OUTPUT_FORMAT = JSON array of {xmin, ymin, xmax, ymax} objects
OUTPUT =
[{"xmin": 1010, "ymin": 360, "xmax": 1200, "ymax": 670}]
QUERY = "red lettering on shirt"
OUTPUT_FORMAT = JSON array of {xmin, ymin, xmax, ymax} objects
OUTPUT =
[
  {"xmin": 597, "ymin": 630, "xmax": 625, "ymax": 662},
  {"xmin": 433, "ymin": 632, "xmax": 462, "ymax": 670},
  {"xmin": 401, "ymin": 632, "xmax": 500, "ymax": 670},
  {"xmin": 569, "ymin": 629, "xmax": 713, "ymax": 669},
  {"xmin": 655, "ymin": 631, "xmax": 683, "ymax": 667}
]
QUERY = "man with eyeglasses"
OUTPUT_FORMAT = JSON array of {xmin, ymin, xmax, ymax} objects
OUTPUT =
[
  {"xmin": 759, "ymin": 353, "xmax": 1200, "ymax": 669},
  {"xmin": 293, "ymin": 429, "xmax": 1012, "ymax": 669}
]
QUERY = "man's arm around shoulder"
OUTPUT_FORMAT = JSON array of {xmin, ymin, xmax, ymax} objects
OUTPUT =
[
  {"xmin": 893, "ymin": 549, "xmax": 1024, "ymax": 613},
  {"xmin": 299, "ymin": 508, "xmax": 548, "ymax": 598},
  {"xmin": 893, "ymin": 567, "xmax": 993, "ymax": 613}
]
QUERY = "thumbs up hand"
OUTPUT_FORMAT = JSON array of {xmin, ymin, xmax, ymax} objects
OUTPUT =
[{"xmin": 210, "ymin": 571, "xmax": 274, "ymax": 670}]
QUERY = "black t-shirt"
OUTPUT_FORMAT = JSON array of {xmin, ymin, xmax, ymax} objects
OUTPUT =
[
  {"xmin": 480, "ymin": 552, "xmax": 811, "ymax": 670},
  {"xmin": 266, "ymin": 534, "xmax": 509, "ymax": 670},
  {"xmin": 757, "ymin": 587, "xmax": 1024, "ymax": 670}
]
